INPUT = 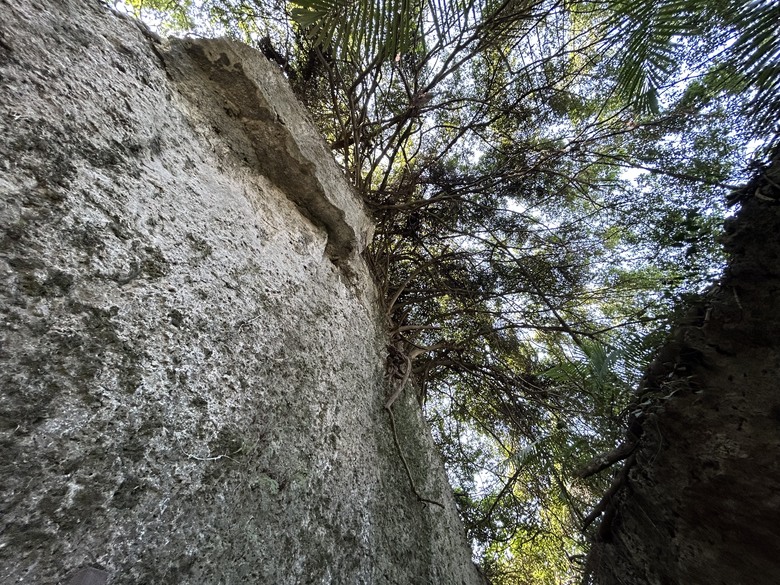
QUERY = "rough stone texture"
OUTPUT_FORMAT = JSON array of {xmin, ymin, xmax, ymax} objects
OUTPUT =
[
  {"xmin": 0, "ymin": 1, "xmax": 484, "ymax": 583},
  {"xmin": 160, "ymin": 37, "xmax": 375, "ymax": 268},
  {"xmin": 587, "ymin": 154, "xmax": 780, "ymax": 585}
]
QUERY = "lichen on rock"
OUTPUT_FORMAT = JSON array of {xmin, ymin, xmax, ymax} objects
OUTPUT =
[{"xmin": 0, "ymin": 1, "xmax": 483, "ymax": 583}]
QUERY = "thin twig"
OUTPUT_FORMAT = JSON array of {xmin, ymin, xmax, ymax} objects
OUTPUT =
[{"xmin": 177, "ymin": 440, "xmax": 241, "ymax": 462}]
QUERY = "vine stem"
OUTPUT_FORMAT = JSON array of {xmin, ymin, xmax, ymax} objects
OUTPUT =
[{"xmin": 385, "ymin": 404, "xmax": 444, "ymax": 509}]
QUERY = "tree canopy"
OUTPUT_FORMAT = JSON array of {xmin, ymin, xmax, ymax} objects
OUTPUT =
[{"xmin": 118, "ymin": 0, "xmax": 776, "ymax": 581}]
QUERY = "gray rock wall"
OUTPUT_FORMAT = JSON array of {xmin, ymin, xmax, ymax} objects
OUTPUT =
[{"xmin": 0, "ymin": 1, "xmax": 483, "ymax": 583}]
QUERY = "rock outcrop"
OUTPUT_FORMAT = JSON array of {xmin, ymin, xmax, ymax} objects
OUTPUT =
[
  {"xmin": 0, "ymin": 1, "xmax": 483, "ymax": 583},
  {"xmin": 586, "ymin": 154, "xmax": 780, "ymax": 585}
]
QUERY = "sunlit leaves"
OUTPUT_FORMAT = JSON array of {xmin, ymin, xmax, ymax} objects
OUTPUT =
[
  {"xmin": 601, "ymin": 0, "xmax": 779, "ymax": 143},
  {"xmin": 123, "ymin": 0, "xmax": 196, "ymax": 30},
  {"xmin": 609, "ymin": 1, "xmax": 693, "ymax": 113},
  {"xmin": 288, "ymin": 0, "xmax": 546, "ymax": 63},
  {"xmin": 289, "ymin": 0, "xmax": 420, "ymax": 61},
  {"xmin": 728, "ymin": 0, "xmax": 780, "ymax": 137}
]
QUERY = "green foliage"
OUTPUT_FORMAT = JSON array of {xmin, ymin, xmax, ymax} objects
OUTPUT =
[
  {"xmin": 290, "ymin": 0, "xmax": 420, "ymax": 61},
  {"xmin": 123, "ymin": 0, "xmax": 196, "ymax": 30},
  {"xmin": 600, "ymin": 0, "xmax": 780, "ymax": 141},
  {"xmin": 275, "ymin": 0, "xmax": 780, "ymax": 144},
  {"xmin": 606, "ymin": 1, "xmax": 684, "ymax": 114}
]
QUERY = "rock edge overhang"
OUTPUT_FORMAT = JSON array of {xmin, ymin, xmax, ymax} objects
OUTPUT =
[{"xmin": 159, "ymin": 37, "xmax": 374, "ymax": 272}]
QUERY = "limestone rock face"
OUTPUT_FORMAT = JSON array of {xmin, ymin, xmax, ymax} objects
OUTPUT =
[{"xmin": 0, "ymin": 2, "xmax": 483, "ymax": 583}]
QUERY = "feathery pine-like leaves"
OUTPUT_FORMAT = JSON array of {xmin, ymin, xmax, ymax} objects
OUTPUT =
[
  {"xmin": 289, "ymin": 0, "xmax": 778, "ymax": 139},
  {"xmin": 290, "ymin": 0, "xmax": 420, "ymax": 60},
  {"xmin": 289, "ymin": 0, "xmax": 541, "ymax": 62},
  {"xmin": 606, "ymin": 1, "xmax": 687, "ymax": 114},
  {"xmin": 729, "ymin": 0, "xmax": 780, "ymax": 135},
  {"xmin": 605, "ymin": 0, "xmax": 779, "ymax": 138}
]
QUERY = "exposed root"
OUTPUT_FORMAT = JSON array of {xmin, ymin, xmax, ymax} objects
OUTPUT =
[
  {"xmin": 385, "ymin": 404, "xmax": 444, "ymax": 509},
  {"xmin": 582, "ymin": 454, "xmax": 635, "ymax": 534}
]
